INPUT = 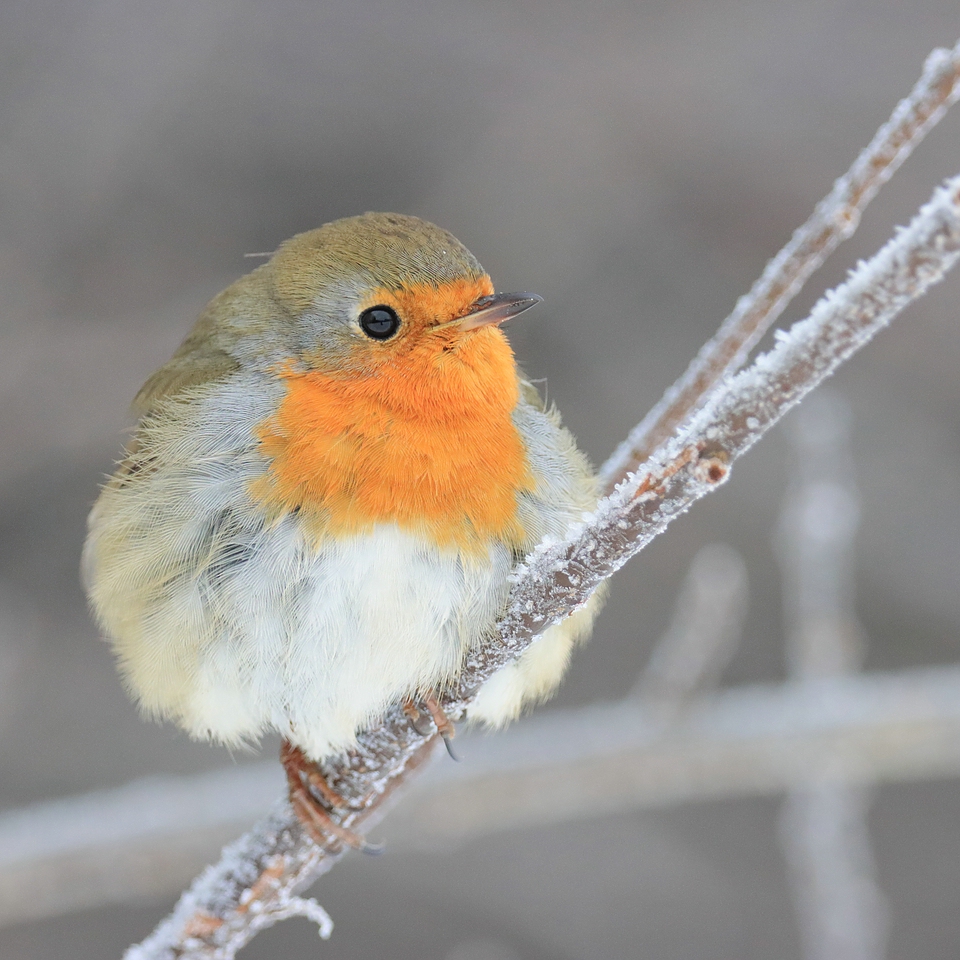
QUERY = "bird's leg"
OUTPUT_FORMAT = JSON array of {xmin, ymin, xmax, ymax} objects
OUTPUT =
[
  {"xmin": 423, "ymin": 695, "xmax": 456, "ymax": 741},
  {"xmin": 280, "ymin": 740, "xmax": 381, "ymax": 854},
  {"xmin": 403, "ymin": 696, "xmax": 458, "ymax": 760},
  {"xmin": 281, "ymin": 740, "xmax": 345, "ymax": 807}
]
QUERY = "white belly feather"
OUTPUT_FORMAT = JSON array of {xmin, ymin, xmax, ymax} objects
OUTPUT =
[{"xmin": 184, "ymin": 522, "xmax": 513, "ymax": 758}]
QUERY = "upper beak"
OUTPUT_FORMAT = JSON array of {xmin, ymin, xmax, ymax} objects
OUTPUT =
[{"xmin": 456, "ymin": 292, "xmax": 543, "ymax": 331}]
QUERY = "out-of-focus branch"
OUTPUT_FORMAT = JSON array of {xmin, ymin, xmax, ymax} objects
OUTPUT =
[
  {"xmin": 775, "ymin": 393, "xmax": 888, "ymax": 960},
  {"xmin": 0, "ymin": 764, "xmax": 282, "ymax": 925},
  {"xmin": 403, "ymin": 665, "xmax": 960, "ymax": 843},
  {"xmin": 633, "ymin": 542, "xmax": 747, "ymax": 716},
  {"xmin": 599, "ymin": 39, "xmax": 960, "ymax": 491},
  {"xmin": 780, "ymin": 788, "xmax": 887, "ymax": 960},
  {"xmin": 776, "ymin": 393, "xmax": 864, "ymax": 679},
  {"xmin": 8, "ymin": 662, "xmax": 960, "ymax": 928}
]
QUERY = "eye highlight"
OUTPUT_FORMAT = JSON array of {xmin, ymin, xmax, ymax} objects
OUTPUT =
[{"xmin": 359, "ymin": 305, "xmax": 401, "ymax": 340}]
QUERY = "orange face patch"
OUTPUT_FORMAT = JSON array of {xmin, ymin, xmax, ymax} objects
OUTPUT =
[
  {"xmin": 252, "ymin": 277, "xmax": 535, "ymax": 553},
  {"xmin": 368, "ymin": 275, "xmax": 495, "ymax": 330}
]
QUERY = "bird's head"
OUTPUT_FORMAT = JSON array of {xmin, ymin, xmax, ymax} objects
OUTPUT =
[{"xmin": 264, "ymin": 212, "xmax": 541, "ymax": 380}]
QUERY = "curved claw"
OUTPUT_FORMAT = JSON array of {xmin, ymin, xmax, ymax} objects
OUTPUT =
[
  {"xmin": 441, "ymin": 732, "xmax": 460, "ymax": 762},
  {"xmin": 359, "ymin": 838, "xmax": 386, "ymax": 856},
  {"xmin": 402, "ymin": 700, "xmax": 434, "ymax": 737}
]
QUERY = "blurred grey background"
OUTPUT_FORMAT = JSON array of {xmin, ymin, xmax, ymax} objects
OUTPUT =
[{"xmin": 2, "ymin": 2, "xmax": 960, "ymax": 958}]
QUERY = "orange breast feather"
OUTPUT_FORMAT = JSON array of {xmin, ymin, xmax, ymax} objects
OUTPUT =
[{"xmin": 252, "ymin": 324, "xmax": 535, "ymax": 553}]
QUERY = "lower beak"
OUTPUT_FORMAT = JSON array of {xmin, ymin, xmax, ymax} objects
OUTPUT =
[{"xmin": 457, "ymin": 292, "xmax": 543, "ymax": 331}]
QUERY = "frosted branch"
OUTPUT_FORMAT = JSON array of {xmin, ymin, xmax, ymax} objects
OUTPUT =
[
  {"xmin": 599, "ymin": 38, "xmax": 960, "ymax": 490},
  {"xmin": 123, "ymin": 76, "xmax": 960, "ymax": 960}
]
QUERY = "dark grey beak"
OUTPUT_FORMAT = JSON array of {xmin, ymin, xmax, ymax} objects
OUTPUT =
[{"xmin": 457, "ymin": 292, "xmax": 543, "ymax": 331}]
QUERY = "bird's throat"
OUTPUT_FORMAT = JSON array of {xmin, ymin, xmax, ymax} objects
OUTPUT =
[{"xmin": 252, "ymin": 332, "xmax": 535, "ymax": 553}]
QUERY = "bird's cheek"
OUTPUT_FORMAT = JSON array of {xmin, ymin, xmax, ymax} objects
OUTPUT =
[{"xmin": 300, "ymin": 335, "xmax": 377, "ymax": 376}]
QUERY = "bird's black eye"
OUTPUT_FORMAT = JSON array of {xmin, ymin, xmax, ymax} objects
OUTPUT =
[{"xmin": 359, "ymin": 305, "xmax": 400, "ymax": 340}]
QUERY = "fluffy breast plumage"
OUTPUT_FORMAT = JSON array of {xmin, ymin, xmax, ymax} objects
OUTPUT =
[{"xmin": 84, "ymin": 368, "xmax": 601, "ymax": 758}]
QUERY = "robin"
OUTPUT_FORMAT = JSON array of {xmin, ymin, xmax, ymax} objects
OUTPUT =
[{"xmin": 83, "ymin": 212, "xmax": 604, "ymax": 848}]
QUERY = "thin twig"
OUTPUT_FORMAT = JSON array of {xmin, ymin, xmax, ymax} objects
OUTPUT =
[
  {"xmin": 599, "ymin": 40, "xmax": 960, "ymax": 491},
  {"xmin": 125, "ymin": 158, "xmax": 960, "ymax": 958}
]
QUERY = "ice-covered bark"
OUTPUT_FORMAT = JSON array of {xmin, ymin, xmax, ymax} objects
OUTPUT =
[{"xmin": 124, "ymin": 49, "xmax": 960, "ymax": 960}]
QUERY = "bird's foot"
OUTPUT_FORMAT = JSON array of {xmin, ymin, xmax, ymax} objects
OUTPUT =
[
  {"xmin": 403, "ymin": 695, "xmax": 459, "ymax": 760},
  {"xmin": 281, "ymin": 740, "xmax": 382, "ymax": 854}
]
